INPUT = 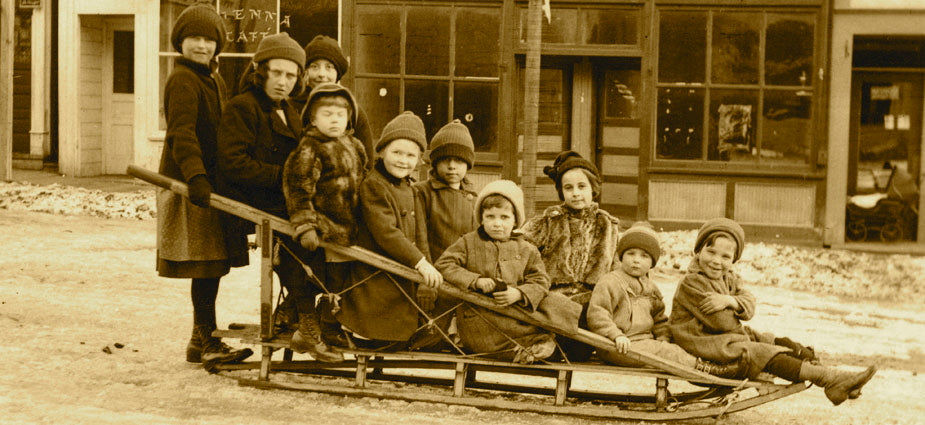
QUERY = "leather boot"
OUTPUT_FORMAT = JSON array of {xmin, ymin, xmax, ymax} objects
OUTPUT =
[
  {"xmin": 186, "ymin": 328, "xmax": 203, "ymax": 363},
  {"xmin": 695, "ymin": 357, "xmax": 749, "ymax": 379},
  {"xmin": 799, "ymin": 363, "xmax": 877, "ymax": 406},
  {"xmin": 196, "ymin": 325, "xmax": 254, "ymax": 371},
  {"xmin": 291, "ymin": 310, "xmax": 344, "ymax": 362}
]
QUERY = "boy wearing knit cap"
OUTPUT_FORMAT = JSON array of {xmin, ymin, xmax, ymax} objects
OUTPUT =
[
  {"xmin": 669, "ymin": 218, "xmax": 877, "ymax": 405},
  {"xmin": 587, "ymin": 222, "xmax": 746, "ymax": 377},
  {"xmin": 435, "ymin": 180, "xmax": 565, "ymax": 364}
]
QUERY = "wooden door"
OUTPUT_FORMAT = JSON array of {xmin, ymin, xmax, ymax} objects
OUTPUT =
[{"xmin": 102, "ymin": 19, "xmax": 134, "ymax": 174}]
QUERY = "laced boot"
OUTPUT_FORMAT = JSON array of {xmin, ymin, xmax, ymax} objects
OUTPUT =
[
  {"xmin": 317, "ymin": 298, "xmax": 349, "ymax": 348},
  {"xmin": 695, "ymin": 357, "xmax": 749, "ymax": 379},
  {"xmin": 775, "ymin": 337, "xmax": 817, "ymax": 362},
  {"xmin": 186, "ymin": 328, "xmax": 203, "ymax": 363},
  {"xmin": 799, "ymin": 363, "xmax": 877, "ymax": 406},
  {"xmin": 291, "ymin": 310, "xmax": 344, "ymax": 362},
  {"xmin": 272, "ymin": 296, "xmax": 298, "ymax": 336},
  {"xmin": 513, "ymin": 334, "xmax": 556, "ymax": 364},
  {"xmin": 196, "ymin": 325, "xmax": 254, "ymax": 371}
]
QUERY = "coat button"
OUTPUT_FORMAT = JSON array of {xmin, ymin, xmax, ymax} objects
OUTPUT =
[{"xmin": 400, "ymin": 210, "xmax": 408, "ymax": 217}]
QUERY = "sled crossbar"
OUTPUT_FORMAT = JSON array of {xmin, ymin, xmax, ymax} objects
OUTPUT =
[{"xmin": 128, "ymin": 165, "xmax": 809, "ymax": 421}]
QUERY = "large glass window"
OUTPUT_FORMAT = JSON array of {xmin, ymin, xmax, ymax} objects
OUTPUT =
[
  {"xmin": 354, "ymin": 3, "xmax": 502, "ymax": 153},
  {"xmin": 517, "ymin": 6, "xmax": 640, "ymax": 46},
  {"xmin": 656, "ymin": 9, "xmax": 818, "ymax": 166}
]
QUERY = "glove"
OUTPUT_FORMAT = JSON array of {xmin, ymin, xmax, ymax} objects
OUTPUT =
[
  {"xmin": 299, "ymin": 229, "xmax": 320, "ymax": 251},
  {"xmin": 416, "ymin": 285, "xmax": 437, "ymax": 312},
  {"xmin": 187, "ymin": 175, "xmax": 212, "ymax": 208}
]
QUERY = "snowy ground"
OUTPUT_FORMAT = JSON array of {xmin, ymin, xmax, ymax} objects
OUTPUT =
[{"xmin": 1, "ymin": 180, "xmax": 924, "ymax": 424}]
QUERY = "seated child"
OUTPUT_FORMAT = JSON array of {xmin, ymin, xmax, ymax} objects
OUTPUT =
[
  {"xmin": 335, "ymin": 111, "xmax": 443, "ymax": 344},
  {"xmin": 669, "ymin": 218, "xmax": 877, "ymax": 406},
  {"xmin": 281, "ymin": 83, "xmax": 368, "ymax": 360},
  {"xmin": 435, "ymin": 180, "xmax": 566, "ymax": 364},
  {"xmin": 587, "ymin": 222, "xmax": 746, "ymax": 378}
]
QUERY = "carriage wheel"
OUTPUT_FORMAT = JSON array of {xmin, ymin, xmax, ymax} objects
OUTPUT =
[
  {"xmin": 846, "ymin": 220, "xmax": 868, "ymax": 241},
  {"xmin": 880, "ymin": 223, "xmax": 903, "ymax": 242}
]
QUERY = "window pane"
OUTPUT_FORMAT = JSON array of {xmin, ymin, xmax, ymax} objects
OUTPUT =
[
  {"xmin": 160, "ymin": 1, "xmax": 196, "ymax": 52},
  {"xmin": 113, "ymin": 31, "xmax": 134, "ymax": 94},
  {"xmin": 217, "ymin": 56, "xmax": 251, "ymax": 97},
  {"xmin": 356, "ymin": 5, "xmax": 400, "ymax": 74},
  {"xmin": 454, "ymin": 82, "xmax": 499, "ymax": 153},
  {"xmin": 583, "ymin": 9, "xmax": 639, "ymax": 45},
  {"xmin": 711, "ymin": 13, "xmax": 760, "ymax": 85},
  {"xmin": 604, "ymin": 69, "xmax": 640, "ymax": 119},
  {"xmin": 656, "ymin": 88, "xmax": 704, "ymax": 160},
  {"xmin": 709, "ymin": 89, "xmax": 758, "ymax": 161},
  {"xmin": 762, "ymin": 90, "xmax": 812, "ymax": 165},
  {"xmin": 407, "ymin": 7, "xmax": 450, "ymax": 76},
  {"xmin": 405, "ymin": 80, "xmax": 449, "ymax": 141},
  {"xmin": 456, "ymin": 8, "xmax": 500, "ymax": 77},
  {"xmin": 281, "ymin": 0, "xmax": 338, "ymax": 47},
  {"xmin": 658, "ymin": 11, "xmax": 706, "ymax": 83},
  {"xmin": 766, "ymin": 14, "xmax": 815, "ymax": 86},
  {"xmin": 220, "ymin": 0, "xmax": 277, "ymax": 54},
  {"xmin": 354, "ymin": 78, "xmax": 400, "ymax": 142},
  {"xmin": 519, "ymin": 7, "xmax": 578, "ymax": 44}
]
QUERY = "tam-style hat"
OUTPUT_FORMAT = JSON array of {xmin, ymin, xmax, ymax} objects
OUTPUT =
[
  {"xmin": 543, "ymin": 150, "xmax": 600, "ymax": 200},
  {"xmin": 253, "ymin": 32, "xmax": 306, "ymax": 70},
  {"xmin": 376, "ymin": 111, "xmax": 427, "ymax": 152},
  {"xmin": 429, "ymin": 119, "xmax": 475, "ymax": 168},
  {"xmin": 170, "ymin": 4, "xmax": 226, "ymax": 55},
  {"xmin": 475, "ymin": 179, "xmax": 526, "ymax": 228},
  {"xmin": 694, "ymin": 217, "xmax": 746, "ymax": 262},
  {"xmin": 617, "ymin": 222, "xmax": 661, "ymax": 264},
  {"xmin": 303, "ymin": 35, "xmax": 349, "ymax": 80}
]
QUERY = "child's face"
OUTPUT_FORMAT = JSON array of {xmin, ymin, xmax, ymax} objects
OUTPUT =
[
  {"xmin": 263, "ymin": 59, "xmax": 300, "ymax": 102},
  {"xmin": 435, "ymin": 157, "xmax": 468, "ymax": 188},
  {"xmin": 481, "ymin": 202, "xmax": 516, "ymax": 241},
  {"xmin": 697, "ymin": 236, "xmax": 737, "ymax": 279},
  {"xmin": 180, "ymin": 36, "xmax": 217, "ymax": 65},
  {"xmin": 304, "ymin": 58, "xmax": 338, "ymax": 88},
  {"xmin": 311, "ymin": 104, "xmax": 349, "ymax": 138},
  {"xmin": 380, "ymin": 139, "xmax": 421, "ymax": 179},
  {"xmin": 561, "ymin": 168, "xmax": 593, "ymax": 210},
  {"xmin": 621, "ymin": 248, "xmax": 653, "ymax": 278}
]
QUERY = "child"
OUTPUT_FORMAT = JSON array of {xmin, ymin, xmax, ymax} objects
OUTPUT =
[
  {"xmin": 158, "ymin": 3, "xmax": 251, "ymax": 368},
  {"xmin": 436, "ymin": 180, "xmax": 571, "ymax": 364},
  {"xmin": 521, "ymin": 150, "xmax": 620, "ymax": 360},
  {"xmin": 281, "ymin": 82, "xmax": 368, "ymax": 359},
  {"xmin": 587, "ymin": 222, "xmax": 745, "ymax": 378},
  {"xmin": 669, "ymin": 218, "xmax": 877, "ymax": 406},
  {"xmin": 335, "ymin": 111, "xmax": 442, "ymax": 344}
]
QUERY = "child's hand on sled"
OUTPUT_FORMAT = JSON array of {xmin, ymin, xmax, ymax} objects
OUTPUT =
[
  {"xmin": 415, "ymin": 259, "xmax": 443, "ymax": 288},
  {"xmin": 699, "ymin": 294, "xmax": 736, "ymax": 315},
  {"xmin": 493, "ymin": 287, "xmax": 522, "ymax": 306},
  {"xmin": 474, "ymin": 278, "xmax": 496, "ymax": 293},
  {"xmin": 614, "ymin": 336, "xmax": 631, "ymax": 354},
  {"xmin": 299, "ymin": 229, "xmax": 320, "ymax": 251}
]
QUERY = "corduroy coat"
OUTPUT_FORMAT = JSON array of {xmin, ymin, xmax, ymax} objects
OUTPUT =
[
  {"xmin": 336, "ymin": 161, "xmax": 429, "ymax": 341},
  {"xmin": 156, "ymin": 57, "xmax": 246, "ymax": 278},
  {"xmin": 521, "ymin": 203, "xmax": 621, "ymax": 302},
  {"xmin": 668, "ymin": 260, "xmax": 788, "ymax": 378},
  {"xmin": 413, "ymin": 175, "xmax": 479, "ymax": 261}
]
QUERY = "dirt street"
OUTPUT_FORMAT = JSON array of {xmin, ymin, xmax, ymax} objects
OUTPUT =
[{"xmin": 1, "ymin": 209, "xmax": 923, "ymax": 425}]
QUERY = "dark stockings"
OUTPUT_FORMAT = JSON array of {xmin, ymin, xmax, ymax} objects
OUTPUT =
[
  {"xmin": 763, "ymin": 352, "xmax": 803, "ymax": 382},
  {"xmin": 191, "ymin": 277, "xmax": 220, "ymax": 328}
]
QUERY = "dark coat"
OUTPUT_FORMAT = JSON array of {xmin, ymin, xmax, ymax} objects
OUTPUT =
[
  {"xmin": 156, "ymin": 58, "xmax": 245, "ymax": 277},
  {"xmin": 283, "ymin": 129, "xmax": 368, "ymax": 245},
  {"xmin": 414, "ymin": 175, "xmax": 479, "ymax": 261},
  {"xmin": 336, "ymin": 161, "xmax": 430, "ymax": 341}
]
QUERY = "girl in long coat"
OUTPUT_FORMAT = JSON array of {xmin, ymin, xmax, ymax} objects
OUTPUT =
[{"xmin": 157, "ymin": 4, "xmax": 250, "ymax": 367}]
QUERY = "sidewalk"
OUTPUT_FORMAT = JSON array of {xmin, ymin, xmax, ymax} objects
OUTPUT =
[{"xmin": 7, "ymin": 167, "xmax": 153, "ymax": 193}]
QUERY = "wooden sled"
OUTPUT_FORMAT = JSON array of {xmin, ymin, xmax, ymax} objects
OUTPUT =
[{"xmin": 128, "ymin": 165, "xmax": 808, "ymax": 422}]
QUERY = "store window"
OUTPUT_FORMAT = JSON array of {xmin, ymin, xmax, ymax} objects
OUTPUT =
[
  {"xmin": 517, "ymin": 6, "xmax": 640, "ymax": 46},
  {"xmin": 354, "ymin": 3, "xmax": 502, "ymax": 152},
  {"xmin": 656, "ymin": 10, "xmax": 817, "ymax": 166}
]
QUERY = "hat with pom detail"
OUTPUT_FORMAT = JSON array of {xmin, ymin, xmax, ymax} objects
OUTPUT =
[{"xmin": 429, "ymin": 119, "xmax": 475, "ymax": 168}]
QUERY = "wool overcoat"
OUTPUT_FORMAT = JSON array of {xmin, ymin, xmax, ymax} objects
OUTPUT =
[
  {"xmin": 413, "ymin": 175, "xmax": 479, "ymax": 261},
  {"xmin": 587, "ymin": 268, "xmax": 670, "ymax": 342}
]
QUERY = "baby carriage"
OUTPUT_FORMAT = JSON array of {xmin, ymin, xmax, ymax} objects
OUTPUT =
[{"xmin": 846, "ymin": 164, "xmax": 919, "ymax": 242}]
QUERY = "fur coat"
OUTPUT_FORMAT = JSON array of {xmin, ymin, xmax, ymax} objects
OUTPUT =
[{"xmin": 521, "ymin": 203, "xmax": 620, "ymax": 300}]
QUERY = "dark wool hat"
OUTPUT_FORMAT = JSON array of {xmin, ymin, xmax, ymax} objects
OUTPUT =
[
  {"xmin": 170, "ymin": 4, "xmax": 226, "ymax": 55},
  {"xmin": 253, "ymin": 32, "xmax": 306, "ymax": 70},
  {"xmin": 305, "ymin": 83, "xmax": 358, "ymax": 128},
  {"xmin": 543, "ymin": 150, "xmax": 600, "ymax": 199},
  {"xmin": 617, "ymin": 222, "xmax": 661, "ymax": 265},
  {"xmin": 376, "ymin": 111, "xmax": 427, "ymax": 152},
  {"xmin": 303, "ymin": 35, "xmax": 349, "ymax": 80},
  {"xmin": 430, "ymin": 119, "xmax": 475, "ymax": 168},
  {"xmin": 694, "ymin": 218, "xmax": 746, "ymax": 263}
]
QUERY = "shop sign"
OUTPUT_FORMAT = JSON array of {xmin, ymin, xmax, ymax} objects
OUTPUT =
[{"xmin": 19, "ymin": 0, "xmax": 41, "ymax": 8}]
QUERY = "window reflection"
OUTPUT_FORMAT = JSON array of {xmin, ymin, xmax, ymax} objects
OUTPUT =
[
  {"xmin": 656, "ymin": 88, "xmax": 703, "ymax": 160},
  {"xmin": 709, "ymin": 90, "xmax": 758, "ymax": 161},
  {"xmin": 762, "ymin": 90, "xmax": 812, "ymax": 165},
  {"xmin": 766, "ymin": 14, "xmax": 814, "ymax": 86},
  {"xmin": 454, "ymin": 82, "xmax": 499, "ymax": 152},
  {"xmin": 711, "ymin": 13, "xmax": 760, "ymax": 85},
  {"xmin": 405, "ymin": 80, "xmax": 449, "ymax": 141},
  {"xmin": 583, "ymin": 9, "xmax": 638, "ymax": 45},
  {"xmin": 407, "ymin": 7, "xmax": 450, "ymax": 76},
  {"xmin": 356, "ymin": 6, "xmax": 400, "ymax": 75},
  {"xmin": 658, "ymin": 12, "xmax": 706, "ymax": 84}
]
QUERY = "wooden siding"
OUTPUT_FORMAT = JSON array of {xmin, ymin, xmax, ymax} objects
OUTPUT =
[
  {"xmin": 648, "ymin": 180, "xmax": 726, "ymax": 221},
  {"xmin": 79, "ymin": 16, "xmax": 103, "ymax": 175},
  {"xmin": 601, "ymin": 126, "xmax": 639, "ymax": 149},
  {"xmin": 734, "ymin": 183, "xmax": 815, "ymax": 227}
]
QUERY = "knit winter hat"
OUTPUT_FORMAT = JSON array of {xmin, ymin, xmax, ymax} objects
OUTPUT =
[
  {"xmin": 429, "ymin": 119, "xmax": 475, "ymax": 168},
  {"xmin": 253, "ymin": 32, "xmax": 306, "ymax": 70},
  {"xmin": 475, "ymin": 180, "xmax": 526, "ymax": 228},
  {"xmin": 170, "ymin": 4, "xmax": 226, "ymax": 55},
  {"xmin": 694, "ymin": 217, "xmax": 746, "ymax": 263},
  {"xmin": 376, "ymin": 111, "xmax": 427, "ymax": 153},
  {"xmin": 304, "ymin": 82, "xmax": 358, "ymax": 128},
  {"xmin": 303, "ymin": 35, "xmax": 349, "ymax": 80},
  {"xmin": 543, "ymin": 151, "xmax": 600, "ymax": 199},
  {"xmin": 617, "ymin": 222, "xmax": 661, "ymax": 265}
]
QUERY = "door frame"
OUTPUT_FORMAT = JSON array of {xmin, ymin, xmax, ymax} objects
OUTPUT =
[{"xmin": 101, "ymin": 17, "xmax": 134, "ymax": 175}]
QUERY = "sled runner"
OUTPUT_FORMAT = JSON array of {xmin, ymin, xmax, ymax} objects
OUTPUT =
[{"xmin": 128, "ymin": 165, "xmax": 808, "ymax": 422}]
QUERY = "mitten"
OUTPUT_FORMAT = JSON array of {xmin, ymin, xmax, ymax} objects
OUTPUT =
[
  {"xmin": 187, "ymin": 175, "xmax": 212, "ymax": 208},
  {"xmin": 299, "ymin": 229, "xmax": 321, "ymax": 251}
]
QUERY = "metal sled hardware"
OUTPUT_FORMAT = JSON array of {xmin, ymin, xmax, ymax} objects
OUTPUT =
[{"xmin": 128, "ymin": 165, "xmax": 808, "ymax": 422}]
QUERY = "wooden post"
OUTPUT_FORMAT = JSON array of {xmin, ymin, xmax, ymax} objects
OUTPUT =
[
  {"xmin": 453, "ymin": 362, "xmax": 468, "ymax": 397},
  {"xmin": 521, "ymin": 0, "xmax": 543, "ymax": 218},
  {"xmin": 0, "ymin": 0, "xmax": 15, "ymax": 181}
]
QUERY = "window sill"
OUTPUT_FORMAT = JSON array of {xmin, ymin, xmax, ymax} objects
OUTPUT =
[{"xmin": 646, "ymin": 163, "xmax": 825, "ymax": 179}]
